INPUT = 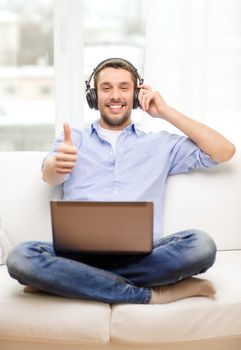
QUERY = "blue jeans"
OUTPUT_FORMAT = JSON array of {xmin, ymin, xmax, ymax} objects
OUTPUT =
[{"xmin": 6, "ymin": 229, "xmax": 216, "ymax": 304}]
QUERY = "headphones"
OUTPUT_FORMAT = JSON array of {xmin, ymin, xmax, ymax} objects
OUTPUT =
[{"xmin": 85, "ymin": 58, "xmax": 144, "ymax": 110}]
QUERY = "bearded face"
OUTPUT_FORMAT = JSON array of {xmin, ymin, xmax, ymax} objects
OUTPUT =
[{"xmin": 97, "ymin": 68, "xmax": 135, "ymax": 130}]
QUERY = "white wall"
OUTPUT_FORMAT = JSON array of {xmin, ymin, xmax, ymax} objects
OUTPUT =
[{"xmin": 143, "ymin": 0, "xmax": 241, "ymax": 146}]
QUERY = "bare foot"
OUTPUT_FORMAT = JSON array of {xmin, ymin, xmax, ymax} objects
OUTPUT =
[{"xmin": 150, "ymin": 277, "xmax": 216, "ymax": 304}]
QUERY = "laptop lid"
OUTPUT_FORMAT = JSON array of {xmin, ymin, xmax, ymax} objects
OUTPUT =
[{"xmin": 50, "ymin": 201, "xmax": 153, "ymax": 254}]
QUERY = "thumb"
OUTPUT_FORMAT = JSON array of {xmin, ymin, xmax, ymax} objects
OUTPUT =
[{"xmin": 63, "ymin": 123, "xmax": 72, "ymax": 145}]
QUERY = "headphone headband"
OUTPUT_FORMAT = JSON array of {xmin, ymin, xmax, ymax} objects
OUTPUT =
[{"xmin": 85, "ymin": 57, "xmax": 143, "ymax": 91}]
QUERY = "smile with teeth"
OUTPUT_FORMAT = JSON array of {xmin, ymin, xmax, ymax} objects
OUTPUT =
[
  {"xmin": 107, "ymin": 103, "xmax": 126, "ymax": 112},
  {"xmin": 110, "ymin": 105, "xmax": 122, "ymax": 109}
]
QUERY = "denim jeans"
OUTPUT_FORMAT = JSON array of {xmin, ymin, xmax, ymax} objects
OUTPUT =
[{"xmin": 6, "ymin": 229, "xmax": 216, "ymax": 304}]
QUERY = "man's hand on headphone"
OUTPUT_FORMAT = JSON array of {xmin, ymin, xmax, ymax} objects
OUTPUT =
[
  {"xmin": 138, "ymin": 84, "xmax": 168, "ymax": 118},
  {"xmin": 55, "ymin": 123, "xmax": 77, "ymax": 174}
]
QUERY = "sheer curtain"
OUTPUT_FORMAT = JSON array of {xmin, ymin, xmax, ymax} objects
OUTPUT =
[{"xmin": 143, "ymin": 0, "xmax": 241, "ymax": 146}]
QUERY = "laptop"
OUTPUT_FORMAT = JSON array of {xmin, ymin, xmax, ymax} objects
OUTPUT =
[{"xmin": 50, "ymin": 201, "xmax": 153, "ymax": 254}]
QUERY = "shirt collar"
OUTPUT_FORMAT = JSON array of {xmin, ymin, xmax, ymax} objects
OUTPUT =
[{"xmin": 90, "ymin": 119, "xmax": 140, "ymax": 136}]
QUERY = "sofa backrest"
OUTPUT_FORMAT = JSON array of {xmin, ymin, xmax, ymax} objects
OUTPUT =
[
  {"xmin": 0, "ymin": 151, "xmax": 240, "ymax": 250},
  {"xmin": 0, "ymin": 152, "xmax": 61, "ymax": 245}
]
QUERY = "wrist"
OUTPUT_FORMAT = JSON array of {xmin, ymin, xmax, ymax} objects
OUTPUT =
[{"xmin": 157, "ymin": 104, "xmax": 173, "ymax": 121}]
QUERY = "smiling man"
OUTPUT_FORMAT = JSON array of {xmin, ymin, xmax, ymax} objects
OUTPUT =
[
  {"xmin": 97, "ymin": 66, "xmax": 135, "ymax": 128},
  {"xmin": 7, "ymin": 58, "xmax": 235, "ymax": 304}
]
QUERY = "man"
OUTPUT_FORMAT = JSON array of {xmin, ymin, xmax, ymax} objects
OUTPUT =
[{"xmin": 7, "ymin": 58, "xmax": 235, "ymax": 304}]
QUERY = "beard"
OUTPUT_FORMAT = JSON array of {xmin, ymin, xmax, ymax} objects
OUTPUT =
[
  {"xmin": 99, "ymin": 99, "xmax": 132, "ymax": 128},
  {"xmin": 100, "ymin": 111, "xmax": 131, "ymax": 127}
]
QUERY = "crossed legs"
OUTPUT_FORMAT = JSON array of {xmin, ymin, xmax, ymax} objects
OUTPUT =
[{"xmin": 6, "ymin": 229, "xmax": 217, "ymax": 304}]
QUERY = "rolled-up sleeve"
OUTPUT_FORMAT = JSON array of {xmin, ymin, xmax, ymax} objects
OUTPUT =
[{"xmin": 168, "ymin": 136, "xmax": 218, "ymax": 175}]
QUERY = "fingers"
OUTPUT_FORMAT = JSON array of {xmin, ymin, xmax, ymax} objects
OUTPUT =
[
  {"xmin": 56, "ymin": 151, "xmax": 77, "ymax": 162},
  {"xmin": 58, "ymin": 144, "xmax": 77, "ymax": 154},
  {"xmin": 55, "ymin": 153, "xmax": 77, "ymax": 174},
  {"xmin": 56, "ymin": 167, "xmax": 74, "ymax": 175},
  {"xmin": 63, "ymin": 123, "xmax": 72, "ymax": 145},
  {"xmin": 142, "ymin": 92, "xmax": 156, "ymax": 111},
  {"xmin": 138, "ymin": 90, "xmax": 156, "ymax": 112},
  {"xmin": 56, "ymin": 161, "xmax": 76, "ymax": 174},
  {"xmin": 55, "ymin": 123, "xmax": 77, "ymax": 174},
  {"xmin": 138, "ymin": 85, "xmax": 165, "ymax": 114},
  {"xmin": 138, "ymin": 83, "xmax": 152, "ymax": 91},
  {"xmin": 138, "ymin": 85, "xmax": 153, "ymax": 111}
]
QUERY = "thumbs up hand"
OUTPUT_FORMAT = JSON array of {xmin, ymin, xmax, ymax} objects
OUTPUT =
[{"xmin": 55, "ymin": 123, "xmax": 77, "ymax": 174}]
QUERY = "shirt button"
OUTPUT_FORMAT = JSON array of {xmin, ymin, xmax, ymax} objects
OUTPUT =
[
  {"xmin": 114, "ymin": 190, "xmax": 119, "ymax": 194},
  {"xmin": 116, "ymin": 169, "xmax": 119, "ymax": 173},
  {"xmin": 110, "ymin": 151, "xmax": 113, "ymax": 155}
]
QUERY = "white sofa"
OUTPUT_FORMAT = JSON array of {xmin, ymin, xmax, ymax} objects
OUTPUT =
[{"xmin": 0, "ymin": 151, "xmax": 241, "ymax": 350}]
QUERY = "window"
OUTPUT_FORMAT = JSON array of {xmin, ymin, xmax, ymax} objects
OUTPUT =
[
  {"xmin": 53, "ymin": 0, "xmax": 146, "ymax": 134},
  {"xmin": 3, "ymin": 1, "xmax": 237, "ymax": 150},
  {"xmin": 0, "ymin": 0, "xmax": 54, "ymax": 151}
]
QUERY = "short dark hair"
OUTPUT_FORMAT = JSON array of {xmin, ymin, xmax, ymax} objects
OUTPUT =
[{"xmin": 94, "ymin": 58, "xmax": 138, "ymax": 89}]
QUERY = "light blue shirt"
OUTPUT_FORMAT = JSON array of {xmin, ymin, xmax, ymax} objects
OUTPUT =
[{"xmin": 46, "ymin": 120, "xmax": 217, "ymax": 241}]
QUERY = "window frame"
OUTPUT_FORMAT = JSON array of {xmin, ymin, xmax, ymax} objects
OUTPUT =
[{"xmin": 53, "ymin": 0, "xmax": 84, "ymax": 135}]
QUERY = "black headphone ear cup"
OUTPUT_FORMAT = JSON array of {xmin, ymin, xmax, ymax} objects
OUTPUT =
[
  {"xmin": 133, "ymin": 88, "xmax": 141, "ymax": 109},
  {"xmin": 86, "ymin": 88, "xmax": 98, "ymax": 110}
]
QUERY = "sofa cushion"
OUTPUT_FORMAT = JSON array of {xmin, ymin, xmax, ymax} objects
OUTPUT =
[
  {"xmin": 0, "ymin": 266, "xmax": 111, "ymax": 345},
  {"xmin": 111, "ymin": 250, "xmax": 241, "ymax": 344},
  {"xmin": 163, "ymin": 152, "xmax": 241, "ymax": 250},
  {"xmin": 0, "ymin": 152, "xmax": 61, "ymax": 246}
]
